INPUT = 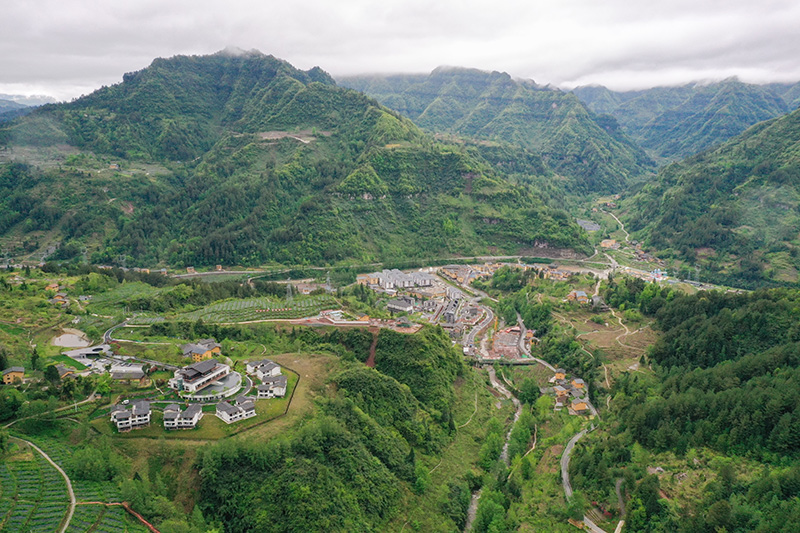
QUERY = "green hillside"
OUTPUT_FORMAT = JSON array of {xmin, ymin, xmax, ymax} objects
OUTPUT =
[
  {"xmin": 572, "ymin": 288, "xmax": 800, "ymax": 531},
  {"xmin": 574, "ymin": 79, "xmax": 790, "ymax": 161},
  {"xmin": 625, "ymin": 106, "xmax": 800, "ymax": 287},
  {"xmin": 341, "ymin": 68, "xmax": 653, "ymax": 193},
  {"xmin": 0, "ymin": 52, "xmax": 591, "ymax": 268}
]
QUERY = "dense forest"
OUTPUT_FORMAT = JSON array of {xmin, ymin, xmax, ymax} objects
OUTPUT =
[
  {"xmin": 0, "ymin": 52, "xmax": 591, "ymax": 268},
  {"xmin": 197, "ymin": 325, "xmax": 465, "ymax": 532},
  {"xmin": 571, "ymin": 288, "xmax": 800, "ymax": 531},
  {"xmin": 573, "ymin": 79, "xmax": 792, "ymax": 161}
]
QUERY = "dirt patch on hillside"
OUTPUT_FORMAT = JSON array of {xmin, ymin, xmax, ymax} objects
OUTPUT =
[{"xmin": 537, "ymin": 445, "xmax": 564, "ymax": 475}]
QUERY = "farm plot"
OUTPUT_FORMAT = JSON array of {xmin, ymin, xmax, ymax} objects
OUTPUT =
[
  {"xmin": 12, "ymin": 435, "xmax": 122, "ymax": 504},
  {"xmin": 66, "ymin": 505, "xmax": 104, "ymax": 533},
  {"xmin": 178, "ymin": 295, "xmax": 339, "ymax": 323},
  {"xmin": 0, "ymin": 463, "xmax": 18, "ymax": 525},
  {"xmin": 92, "ymin": 505, "xmax": 150, "ymax": 533},
  {"xmin": 0, "ymin": 451, "xmax": 70, "ymax": 532},
  {"xmin": 126, "ymin": 315, "xmax": 166, "ymax": 325},
  {"xmin": 87, "ymin": 282, "xmax": 172, "ymax": 313}
]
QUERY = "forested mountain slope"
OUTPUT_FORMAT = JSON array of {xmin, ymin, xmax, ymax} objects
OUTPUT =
[
  {"xmin": 574, "ymin": 79, "xmax": 790, "ymax": 161},
  {"xmin": 340, "ymin": 68, "xmax": 653, "ymax": 193},
  {"xmin": 624, "ymin": 105, "xmax": 800, "ymax": 287},
  {"xmin": 0, "ymin": 52, "xmax": 591, "ymax": 267},
  {"xmin": 572, "ymin": 288, "xmax": 800, "ymax": 532}
]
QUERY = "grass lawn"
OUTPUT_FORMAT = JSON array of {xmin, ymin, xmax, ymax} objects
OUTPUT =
[{"xmin": 49, "ymin": 354, "xmax": 88, "ymax": 370}]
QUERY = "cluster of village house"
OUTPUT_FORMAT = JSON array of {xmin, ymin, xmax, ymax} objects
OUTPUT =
[
  {"xmin": 548, "ymin": 368, "xmax": 590, "ymax": 415},
  {"xmin": 110, "ymin": 352, "xmax": 288, "ymax": 432}
]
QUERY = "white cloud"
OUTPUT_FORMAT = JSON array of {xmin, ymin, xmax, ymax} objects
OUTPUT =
[{"xmin": 1, "ymin": 0, "xmax": 799, "ymax": 99}]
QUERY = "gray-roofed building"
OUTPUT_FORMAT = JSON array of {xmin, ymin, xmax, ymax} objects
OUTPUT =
[
  {"xmin": 163, "ymin": 404, "xmax": 181, "ymax": 429},
  {"xmin": 111, "ymin": 369, "xmax": 146, "ymax": 382},
  {"xmin": 2, "ymin": 366, "xmax": 24, "ymax": 384},
  {"xmin": 166, "ymin": 403, "xmax": 203, "ymax": 429},
  {"xmin": 181, "ymin": 338, "xmax": 222, "ymax": 362},
  {"xmin": 246, "ymin": 359, "xmax": 274, "ymax": 374},
  {"xmin": 216, "ymin": 399, "xmax": 255, "ymax": 424},
  {"xmin": 257, "ymin": 374, "xmax": 288, "ymax": 398},
  {"xmin": 168, "ymin": 359, "xmax": 230, "ymax": 393},
  {"xmin": 110, "ymin": 400, "xmax": 150, "ymax": 431},
  {"xmin": 387, "ymin": 296, "xmax": 415, "ymax": 314},
  {"xmin": 254, "ymin": 362, "xmax": 281, "ymax": 381}
]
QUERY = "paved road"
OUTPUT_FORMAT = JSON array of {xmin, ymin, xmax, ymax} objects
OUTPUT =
[
  {"xmin": 103, "ymin": 320, "xmax": 128, "ymax": 343},
  {"xmin": 562, "ymin": 428, "xmax": 589, "ymax": 499},
  {"xmin": 464, "ymin": 305, "xmax": 494, "ymax": 350},
  {"xmin": 12, "ymin": 437, "xmax": 75, "ymax": 533},
  {"xmin": 515, "ymin": 314, "xmax": 555, "ymax": 372}
]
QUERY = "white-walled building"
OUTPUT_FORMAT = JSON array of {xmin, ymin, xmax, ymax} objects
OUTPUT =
[
  {"xmin": 163, "ymin": 403, "xmax": 203, "ymax": 429},
  {"xmin": 257, "ymin": 375, "xmax": 288, "ymax": 398},
  {"xmin": 168, "ymin": 359, "xmax": 230, "ymax": 393},
  {"xmin": 110, "ymin": 400, "xmax": 151, "ymax": 432},
  {"xmin": 216, "ymin": 396, "xmax": 256, "ymax": 424}
]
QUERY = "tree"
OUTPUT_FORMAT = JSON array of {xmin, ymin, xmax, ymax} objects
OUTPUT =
[
  {"xmin": 518, "ymin": 378, "xmax": 539, "ymax": 405},
  {"xmin": 44, "ymin": 365, "xmax": 60, "ymax": 384},
  {"xmin": 30, "ymin": 347, "xmax": 40, "ymax": 370}
]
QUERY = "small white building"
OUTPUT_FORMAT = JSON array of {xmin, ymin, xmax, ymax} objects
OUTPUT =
[
  {"xmin": 163, "ymin": 403, "xmax": 203, "ymax": 429},
  {"xmin": 216, "ymin": 396, "xmax": 257, "ymax": 424},
  {"xmin": 246, "ymin": 359, "xmax": 277, "ymax": 375},
  {"xmin": 110, "ymin": 400, "xmax": 151, "ymax": 432},
  {"xmin": 257, "ymin": 375, "xmax": 288, "ymax": 398},
  {"xmin": 255, "ymin": 362, "xmax": 281, "ymax": 381}
]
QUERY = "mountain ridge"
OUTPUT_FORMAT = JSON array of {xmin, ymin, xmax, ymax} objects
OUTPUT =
[
  {"xmin": 0, "ymin": 52, "xmax": 591, "ymax": 268},
  {"xmin": 340, "ymin": 68, "xmax": 654, "ymax": 193}
]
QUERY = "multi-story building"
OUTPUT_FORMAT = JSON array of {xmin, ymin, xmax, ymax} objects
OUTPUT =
[
  {"xmin": 163, "ymin": 403, "xmax": 203, "ymax": 429},
  {"xmin": 168, "ymin": 359, "xmax": 230, "ymax": 393},
  {"xmin": 110, "ymin": 400, "xmax": 151, "ymax": 432}
]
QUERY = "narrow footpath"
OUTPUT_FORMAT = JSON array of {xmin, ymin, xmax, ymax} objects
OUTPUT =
[{"xmin": 11, "ymin": 437, "xmax": 75, "ymax": 533}]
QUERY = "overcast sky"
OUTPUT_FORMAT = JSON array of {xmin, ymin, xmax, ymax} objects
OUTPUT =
[{"xmin": 2, "ymin": 0, "xmax": 800, "ymax": 101}]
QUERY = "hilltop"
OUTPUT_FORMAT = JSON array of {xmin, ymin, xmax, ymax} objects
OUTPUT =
[
  {"xmin": 0, "ymin": 52, "xmax": 591, "ymax": 268},
  {"xmin": 340, "ymin": 68, "xmax": 654, "ymax": 193}
]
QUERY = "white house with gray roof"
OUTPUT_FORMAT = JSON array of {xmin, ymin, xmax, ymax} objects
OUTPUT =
[
  {"xmin": 254, "ymin": 362, "xmax": 281, "ymax": 381},
  {"xmin": 216, "ymin": 396, "xmax": 256, "ymax": 424},
  {"xmin": 257, "ymin": 375, "xmax": 288, "ymax": 398},
  {"xmin": 110, "ymin": 400, "xmax": 150, "ymax": 432},
  {"xmin": 163, "ymin": 403, "xmax": 203, "ymax": 429}
]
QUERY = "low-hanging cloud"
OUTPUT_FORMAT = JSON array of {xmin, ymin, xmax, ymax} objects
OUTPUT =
[{"xmin": 1, "ymin": 0, "xmax": 799, "ymax": 100}]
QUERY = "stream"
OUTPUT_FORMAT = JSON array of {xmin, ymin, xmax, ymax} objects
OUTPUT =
[{"xmin": 463, "ymin": 366, "xmax": 523, "ymax": 532}]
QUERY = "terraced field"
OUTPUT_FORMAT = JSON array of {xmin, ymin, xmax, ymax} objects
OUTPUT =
[
  {"xmin": 70, "ymin": 505, "xmax": 150, "ymax": 533},
  {"xmin": 18, "ymin": 435, "xmax": 122, "ymax": 503},
  {"xmin": 177, "ymin": 294, "xmax": 339, "ymax": 323},
  {"xmin": 0, "ymin": 448, "xmax": 70, "ymax": 532}
]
